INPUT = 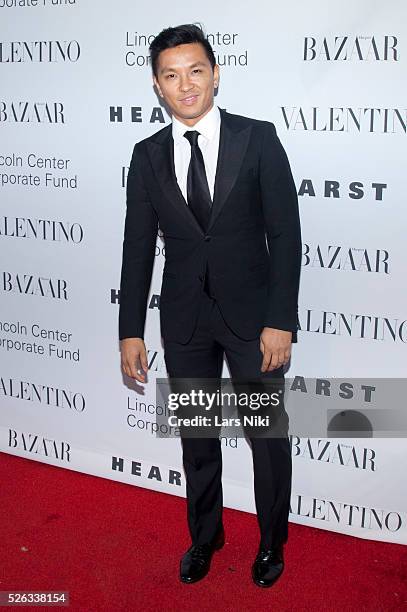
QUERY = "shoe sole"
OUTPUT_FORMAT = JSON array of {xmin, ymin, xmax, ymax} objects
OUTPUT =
[{"xmin": 251, "ymin": 568, "xmax": 284, "ymax": 588}]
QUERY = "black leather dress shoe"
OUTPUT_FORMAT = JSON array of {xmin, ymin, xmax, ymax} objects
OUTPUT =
[
  {"xmin": 180, "ymin": 528, "xmax": 225, "ymax": 584},
  {"xmin": 251, "ymin": 543, "xmax": 284, "ymax": 588}
]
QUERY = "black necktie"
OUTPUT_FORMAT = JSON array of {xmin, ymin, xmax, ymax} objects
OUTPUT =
[{"xmin": 183, "ymin": 130, "xmax": 212, "ymax": 232}]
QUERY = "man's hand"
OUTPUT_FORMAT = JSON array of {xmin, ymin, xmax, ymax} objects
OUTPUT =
[
  {"xmin": 260, "ymin": 328, "xmax": 292, "ymax": 372},
  {"xmin": 120, "ymin": 337, "xmax": 148, "ymax": 383}
]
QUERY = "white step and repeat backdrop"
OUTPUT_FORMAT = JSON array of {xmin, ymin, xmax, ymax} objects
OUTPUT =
[{"xmin": 1, "ymin": 1, "xmax": 406, "ymax": 544}]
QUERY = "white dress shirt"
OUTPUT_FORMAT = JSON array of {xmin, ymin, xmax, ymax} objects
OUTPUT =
[{"xmin": 172, "ymin": 104, "xmax": 221, "ymax": 202}]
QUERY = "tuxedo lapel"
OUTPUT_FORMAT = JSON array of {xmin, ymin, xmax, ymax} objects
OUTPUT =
[
  {"xmin": 146, "ymin": 127, "xmax": 205, "ymax": 235},
  {"xmin": 145, "ymin": 108, "xmax": 252, "ymax": 235},
  {"xmin": 208, "ymin": 108, "xmax": 252, "ymax": 231}
]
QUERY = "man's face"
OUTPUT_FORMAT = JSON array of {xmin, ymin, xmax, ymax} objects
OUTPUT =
[{"xmin": 153, "ymin": 42, "xmax": 219, "ymax": 126}]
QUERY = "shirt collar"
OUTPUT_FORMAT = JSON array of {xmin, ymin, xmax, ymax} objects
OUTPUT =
[{"xmin": 172, "ymin": 104, "xmax": 220, "ymax": 145}]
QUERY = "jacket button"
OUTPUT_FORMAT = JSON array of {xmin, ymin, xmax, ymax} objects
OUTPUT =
[{"xmin": 204, "ymin": 235, "xmax": 211, "ymax": 241}]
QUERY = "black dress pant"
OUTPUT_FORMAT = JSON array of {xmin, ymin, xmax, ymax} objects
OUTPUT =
[{"xmin": 163, "ymin": 284, "xmax": 292, "ymax": 549}]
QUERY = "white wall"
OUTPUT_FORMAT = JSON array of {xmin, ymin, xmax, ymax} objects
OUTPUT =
[{"xmin": 1, "ymin": 0, "xmax": 406, "ymax": 543}]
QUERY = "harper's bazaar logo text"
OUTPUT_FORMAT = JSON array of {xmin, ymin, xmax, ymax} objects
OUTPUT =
[
  {"xmin": 0, "ymin": 40, "xmax": 80, "ymax": 62},
  {"xmin": 302, "ymin": 245, "xmax": 389, "ymax": 273},
  {"xmin": 291, "ymin": 436, "xmax": 376, "ymax": 470},
  {"xmin": 303, "ymin": 36, "xmax": 398, "ymax": 61},
  {"xmin": 2, "ymin": 272, "xmax": 68, "ymax": 299},
  {"xmin": 8, "ymin": 429, "xmax": 71, "ymax": 461},
  {"xmin": 0, "ymin": 102, "xmax": 64, "ymax": 123}
]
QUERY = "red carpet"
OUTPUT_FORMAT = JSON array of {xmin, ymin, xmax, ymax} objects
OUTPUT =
[{"xmin": 1, "ymin": 452, "xmax": 406, "ymax": 612}]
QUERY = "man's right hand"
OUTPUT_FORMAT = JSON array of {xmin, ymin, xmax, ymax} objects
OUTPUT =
[{"xmin": 120, "ymin": 337, "xmax": 148, "ymax": 383}]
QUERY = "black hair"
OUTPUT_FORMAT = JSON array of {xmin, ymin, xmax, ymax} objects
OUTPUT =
[{"xmin": 149, "ymin": 23, "xmax": 216, "ymax": 77}]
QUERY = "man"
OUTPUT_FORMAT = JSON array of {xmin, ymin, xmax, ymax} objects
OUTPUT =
[{"xmin": 119, "ymin": 24, "xmax": 301, "ymax": 587}]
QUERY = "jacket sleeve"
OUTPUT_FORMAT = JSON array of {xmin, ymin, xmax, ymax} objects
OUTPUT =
[
  {"xmin": 118, "ymin": 142, "xmax": 158, "ymax": 341},
  {"xmin": 259, "ymin": 122, "xmax": 302, "ymax": 342}
]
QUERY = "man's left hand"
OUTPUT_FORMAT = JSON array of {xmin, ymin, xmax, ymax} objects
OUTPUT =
[{"xmin": 260, "ymin": 327, "xmax": 292, "ymax": 372}]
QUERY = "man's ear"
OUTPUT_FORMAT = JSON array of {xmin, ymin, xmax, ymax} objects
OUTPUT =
[
  {"xmin": 213, "ymin": 64, "xmax": 220, "ymax": 89},
  {"xmin": 153, "ymin": 76, "xmax": 164, "ymax": 98}
]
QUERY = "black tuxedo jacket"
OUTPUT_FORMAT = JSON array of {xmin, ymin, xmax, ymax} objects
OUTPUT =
[{"xmin": 119, "ymin": 107, "xmax": 302, "ymax": 344}]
